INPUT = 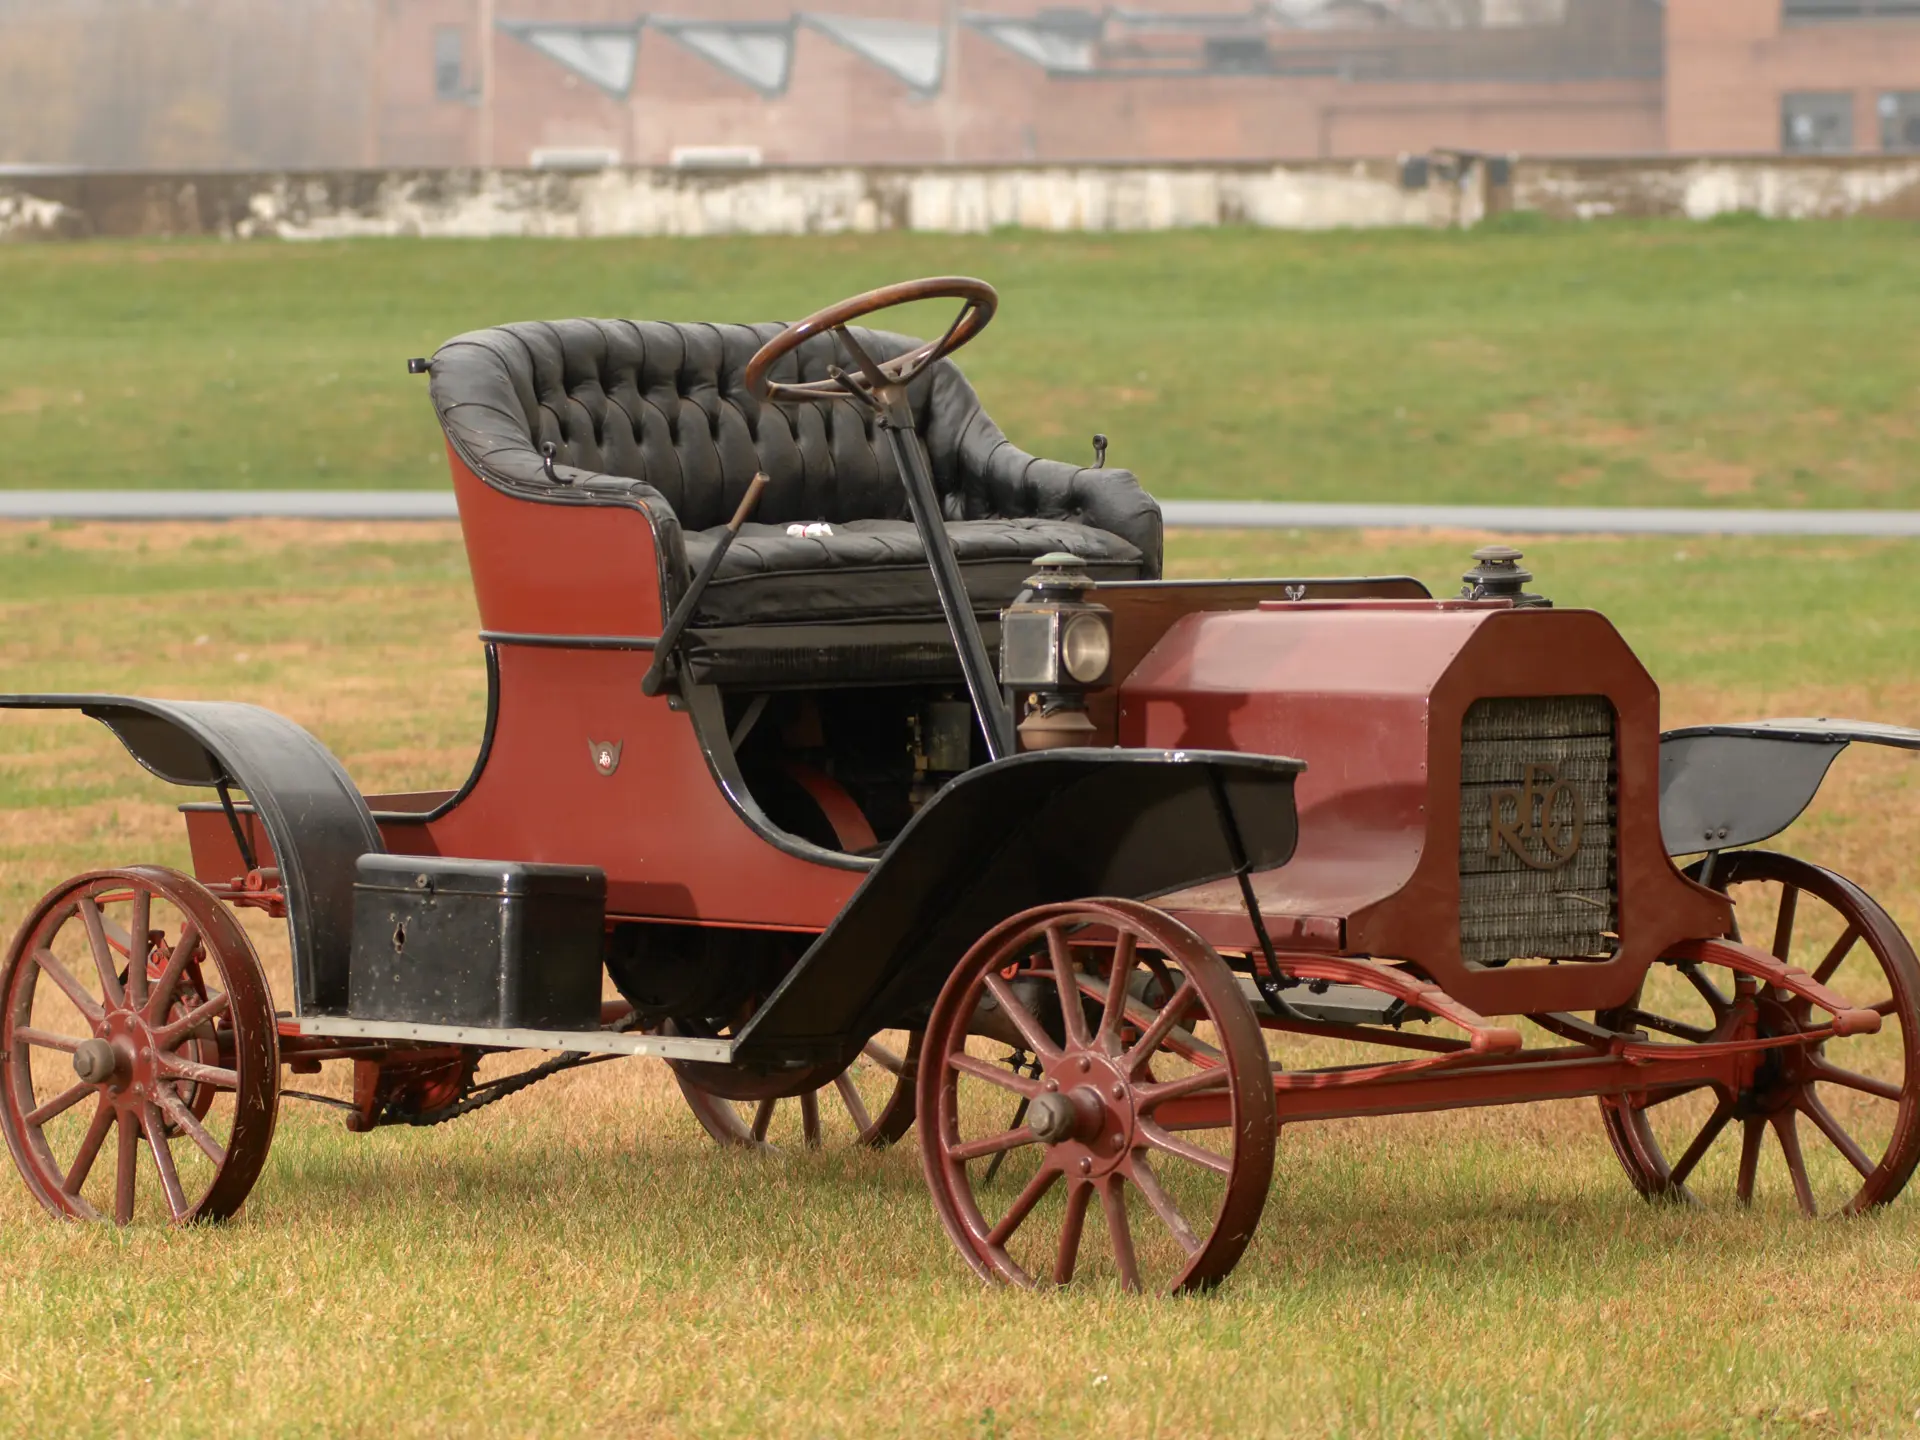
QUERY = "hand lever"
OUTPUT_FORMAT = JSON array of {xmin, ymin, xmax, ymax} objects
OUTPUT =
[{"xmin": 641, "ymin": 472, "xmax": 770, "ymax": 698}]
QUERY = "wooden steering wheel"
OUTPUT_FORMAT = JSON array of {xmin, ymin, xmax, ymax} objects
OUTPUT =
[{"xmin": 743, "ymin": 277, "xmax": 997, "ymax": 405}]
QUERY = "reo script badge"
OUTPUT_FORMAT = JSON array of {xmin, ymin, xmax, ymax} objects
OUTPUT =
[
  {"xmin": 1488, "ymin": 761, "xmax": 1583, "ymax": 870},
  {"xmin": 589, "ymin": 739, "xmax": 623, "ymax": 777}
]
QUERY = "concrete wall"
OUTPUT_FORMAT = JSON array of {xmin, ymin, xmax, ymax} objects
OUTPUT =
[{"xmin": 6, "ymin": 154, "xmax": 1920, "ymax": 242}]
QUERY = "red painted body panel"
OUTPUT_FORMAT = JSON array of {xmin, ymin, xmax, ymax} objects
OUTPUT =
[
  {"xmin": 326, "ymin": 451, "xmax": 862, "ymax": 930},
  {"xmin": 1128, "ymin": 600, "xmax": 1730, "ymax": 1015},
  {"xmin": 449, "ymin": 448, "xmax": 666, "ymax": 639},
  {"xmin": 405, "ymin": 644, "xmax": 858, "ymax": 927},
  {"xmin": 416, "ymin": 457, "xmax": 858, "ymax": 927}
]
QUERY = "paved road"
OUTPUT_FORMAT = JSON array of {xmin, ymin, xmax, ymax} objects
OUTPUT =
[{"xmin": 4, "ymin": 490, "xmax": 1920, "ymax": 536}]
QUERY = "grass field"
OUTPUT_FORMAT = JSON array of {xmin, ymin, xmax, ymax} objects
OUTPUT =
[
  {"xmin": 4, "ymin": 219, "xmax": 1920, "ymax": 508},
  {"xmin": 3, "ymin": 520, "xmax": 1920, "ymax": 1438}
]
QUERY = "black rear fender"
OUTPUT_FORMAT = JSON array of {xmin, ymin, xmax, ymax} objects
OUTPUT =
[
  {"xmin": 1660, "ymin": 718, "xmax": 1920, "ymax": 858},
  {"xmin": 0, "ymin": 694, "xmax": 381, "ymax": 1015}
]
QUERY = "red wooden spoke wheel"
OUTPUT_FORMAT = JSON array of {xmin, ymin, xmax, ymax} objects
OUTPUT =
[
  {"xmin": 1600, "ymin": 849, "xmax": 1920, "ymax": 1215},
  {"xmin": 919, "ymin": 899, "xmax": 1277, "ymax": 1294},
  {"xmin": 675, "ymin": 1030, "xmax": 921, "ymax": 1149},
  {"xmin": 0, "ymin": 867, "xmax": 279, "ymax": 1225}
]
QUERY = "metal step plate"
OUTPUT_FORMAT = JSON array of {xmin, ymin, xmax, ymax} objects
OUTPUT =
[{"xmin": 293, "ymin": 1014, "xmax": 734, "ymax": 1062}]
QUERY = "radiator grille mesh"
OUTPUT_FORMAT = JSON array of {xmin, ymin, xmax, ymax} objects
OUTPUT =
[{"xmin": 1458, "ymin": 695, "xmax": 1617, "ymax": 966}]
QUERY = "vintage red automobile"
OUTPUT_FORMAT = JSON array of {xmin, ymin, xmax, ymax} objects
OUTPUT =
[{"xmin": 5, "ymin": 278, "xmax": 1918, "ymax": 1293}]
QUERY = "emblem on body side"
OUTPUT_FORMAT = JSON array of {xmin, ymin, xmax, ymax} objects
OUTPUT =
[
  {"xmin": 589, "ymin": 740, "xmax": 623, "ymax": 777},
  {"xmin": 1488, "ymin": 761, "xmax": 1583, "ymax": 871}
]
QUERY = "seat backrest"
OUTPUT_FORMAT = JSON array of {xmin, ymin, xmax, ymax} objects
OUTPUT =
[{"xmin": 430, "ymin": 319, "xmax": 991, "ymax": 532}]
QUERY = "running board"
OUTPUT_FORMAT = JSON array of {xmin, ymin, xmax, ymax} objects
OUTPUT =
[{"xmin": 293, "ymin": 1015, "xmax": 735, "ymax": 1063}]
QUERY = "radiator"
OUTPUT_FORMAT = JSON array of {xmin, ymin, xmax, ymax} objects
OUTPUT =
[{"xmin": 1458, "ymin": 695, "xmax": 1617, "ymax": 966}]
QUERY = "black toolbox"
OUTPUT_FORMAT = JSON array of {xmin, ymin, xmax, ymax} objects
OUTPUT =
[{"xmin": 347, "ymin": 855, "xmax": 607, "ymax": 1030}]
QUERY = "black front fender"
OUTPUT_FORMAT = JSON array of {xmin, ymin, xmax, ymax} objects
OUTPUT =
[
  {"xmin": 732, "ymin": 747, "xmax": 1303, "ymax": 1063},
  {"xmin": 1660, "ymin": 717, "xmax": 1920, "ymax": 858},
  {"xmin": 0, "ymin": 694, "xmax": 381, "ymax": 1015}
]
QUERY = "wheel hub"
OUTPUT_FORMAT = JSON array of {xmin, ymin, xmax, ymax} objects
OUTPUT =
[
  {"xmin": 1035, "ymin": 1050, "xmax": 1134, "ymax": 1177},
  {"xmin": 1734, "ymin": 995, "xmax": 1817, "ymax": 1117},
  {"xmin": 71, "ymin": 1037, "xmax": 126, "ymax": 1087}
]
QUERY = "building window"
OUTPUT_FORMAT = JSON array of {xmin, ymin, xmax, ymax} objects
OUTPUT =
[
  {"xmin": 1781, "ymin": 92, "xmax": 1854, "ymax": 153},
  {"xmin": 1203, "ymin": 36, "xmax": 1273, "ymax": 74},
  {"xmin": 1881, "ymin": 93, "xmax": 1920, "ymax": 151},
  {"xmin": 434, "ymin": 27, "xmax": 469, "ymax": 102}
]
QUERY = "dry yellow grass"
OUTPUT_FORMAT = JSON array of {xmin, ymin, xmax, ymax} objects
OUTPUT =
[{"xmin": 3, "ymin": 522, "xmax": 1920, "ymax": 1439}]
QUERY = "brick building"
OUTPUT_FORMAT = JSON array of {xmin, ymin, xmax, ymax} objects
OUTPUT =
[
  {"xmin": 369, "ymin": 0, "xmax": 1672, "ymax": 167},
  {"xmin": 1, "ymin": 0, "xmax": 1918, "ymax": 170},
  {"xmin": 1669, "ymin": 1, "xmax": 1920, "ymax": 155}
]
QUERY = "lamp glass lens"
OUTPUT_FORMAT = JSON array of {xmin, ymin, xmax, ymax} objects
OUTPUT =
[{"xmin": 1060, "ymin": 612, "xmax": 1111, "ymax": 683}]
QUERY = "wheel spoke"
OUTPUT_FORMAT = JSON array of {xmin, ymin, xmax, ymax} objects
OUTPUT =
[
  {"xmin": 29, "ymin": 949, "xmax": 103, "ymax": 1024},
  {"xmin": 154, "ymin": 1053, "xmax": 238, "ymax": 1090},
  {"xmin": 1772, "ymin": 1110, "xmax": 1817, "ymax": 1217},
  {"xmin": 154, "ymin": 1086, "xmax": 226, "ymax": 1166},
  {"xmin": 146, "ymin": 920, "xmax": 201, "ymax": 1018},
  {"xmin": 1136, "ymin": 1118, "xmax": 1232, "ymax": 1175},
  {"xmin": 1047, "ymin": 925, "xmax": 1090, "ymax": 1049},
  {"xmin": 64, "ymin": 1097, "xmax": 115, "ymax": 1197},
  {"xmin": 154, "ymin": 990, "xmax": 231, "ymax": 1049},
  {"xmin": 1810, "ymin": 1060, "xmax": 1903, "ymax": 1103},
  {"xmin": 860, "ymin": 1039, "xmax": 904, "ymax": 1076},
  {"xmin": 1642, "ymin": 1080, "xmax": 1713, "ymax": 1110},
  {"xmin": 1081, "ymin": 970, "xmax": 1223, "ymax": 1068},
  {"xmin": 1127, "ymin": 1153, "xmax": 1201, "ymax": 1255},
  {"xmin": 14, "ymin": 1026, "xmax": 85, "ymax": 1055},
  {"xmin": 1813, "ymin": 926, "xmax": 1861, "ymax": 987},
  {"xmin": 1123, "ymin": 980, "xmax": 1198, "ymax": 1073},
  {"xmin": 1098, "ymin": 932, "xmax": 1138, "ymax": 1054},
  {"xmin": 980, "ymin": 1097, "xmax": 1030, "ymax": 1187},
  {"xmin": 985, "ymin": 1164, "xmax": 1059, "ymax": 1248},
  {"xmin": 77, "ymin": 898, "xmax": 126, "ymax": 1008},
  {"xmin": 1157, "ymin": 1024, "xmax": 1225, "ymax": 1069},
  {"xmin": 1625, "ymin": 1010, "xmax": 1716, "ymax": 1045},
  {"xmin": 1666, "ymin": 1095, "xmax": 1733, "ymax": 1189},
  {"xmin": 799, "ymin": 1089, "xmax": 822, "ymax": 1148},
  {"xmin": 124, "ymin": 886, "xmax": 151, "ymax": 1008},
  {"xmin": 950, "ymin": 1050, "xmax": 1042, "ymax": 1098},
  {"xmin": 1100, "ymin": 1178, "xmax": 1141, "ymax": 1291},
  {"xmin": 139, "ymin": 1104, "xmax": 189, "ymax": 1220},
  {"xmin": 114, "ymin": 1110, "xmax": 138, "ymax": 1223},
  {"xmin": 982, "ymin": 972, "xmax": 1062, "ymax": 1064},
  {"xmin": 1736, "ymin": 1116, "xmax": 1763, "ymax": 1205},
  {"xmin": 1053, "ymin": 1180, "xmax": 1092, "ymax": 1284},
  {"xmin": 1771, "ymin": 885, "xmax": 1799, "ymax": 964},
  {"xmin": 1678, "ymin": 961, "xmax": 1731, "ymax": 1015},
  {"xmin": 1799, "ymin": 1089, "xmax": 1874, "ymax": 1180},
  {"xmin": 832, "ymin": 1073, "xmax": 872, "ymax": 1135},
  {"xmin": 1135, "ymin": 1065, "xmax": 1231, "ymax": 1113},
  {"xmin": 950, "ymin": 1125, "xmax": 1039, "ymax": 1164},
  {"xmin": 750, "ymin": 1099, "xmax": 776, "ymax": 1143},
  {"xmin": 25, "ymin": 1080, "xmax": 94, "ymax": 1129}
]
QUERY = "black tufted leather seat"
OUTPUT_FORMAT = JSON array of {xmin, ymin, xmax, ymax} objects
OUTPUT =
[{"xmin": 428, "ymin": 319, "xmax": 1162, "ymax": 641}]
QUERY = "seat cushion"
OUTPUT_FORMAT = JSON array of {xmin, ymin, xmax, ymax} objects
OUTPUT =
[
  {"xmin": 685, "ymin": 517, "xmax": 1144, "ymax": 628},
  {"xmin": 428, "ymin": 318, "xmax": 1166, "ymax": 601}
]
